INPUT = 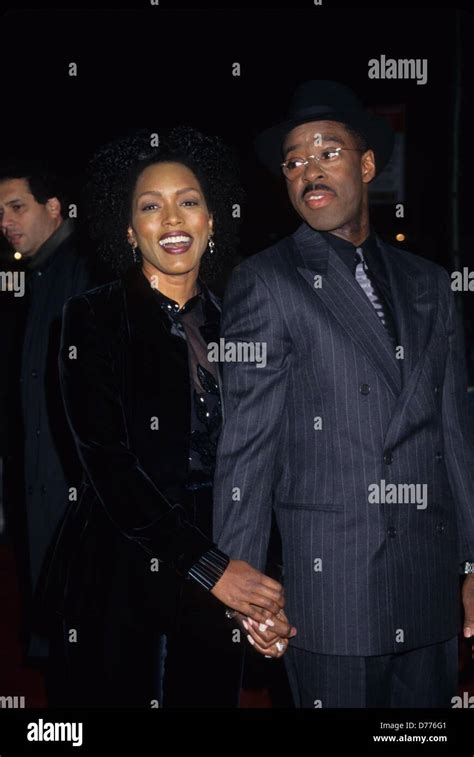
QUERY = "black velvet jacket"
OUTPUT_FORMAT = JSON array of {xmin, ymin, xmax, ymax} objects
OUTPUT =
[{"xmin": 39, "ymin": 264, "xmax": 223, "ymax": 627}]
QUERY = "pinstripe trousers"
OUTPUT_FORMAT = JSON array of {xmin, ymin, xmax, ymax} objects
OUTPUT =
[{"xmin": 284, "ymin": 636, "xmax": 458, "ymax": 708}]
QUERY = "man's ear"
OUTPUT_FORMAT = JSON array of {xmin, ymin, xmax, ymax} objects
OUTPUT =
[
  {"xmin": 46, "ymin": 196, "xmax": 62, "ymax": 218},
  {"xmin": 361, "ymin": 149, "xmax": 376, "ymax": 183}
]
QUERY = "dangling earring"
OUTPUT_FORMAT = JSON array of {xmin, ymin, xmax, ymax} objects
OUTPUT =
[
  {"xmin": 208, "ymin": 234, "xmax": 215, "ymax": 255},
  {"xmin": 128, "ymin": 229, "xmax": 139, "ymax": 264}
]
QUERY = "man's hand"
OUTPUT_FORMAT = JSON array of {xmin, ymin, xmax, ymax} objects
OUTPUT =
[
  {"xmin": 211, "ymin": 559, "xmax": 294, "ymax": 637},
  {"xmin": 462, "ymin": 573, "xmax": 474, "ymax": 637},
  {"xmin": 236, "ymin": 608, "xmax": 296, "ymax": 658}
]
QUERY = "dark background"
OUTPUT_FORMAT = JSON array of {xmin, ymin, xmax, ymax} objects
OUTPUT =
[
  {"xmin": 1, "ymin": 5, "xmax": 472, "ymax": 348},
  {"xmin": 1, "ymin": 9, "xmax": 472, "ymax": 256}
]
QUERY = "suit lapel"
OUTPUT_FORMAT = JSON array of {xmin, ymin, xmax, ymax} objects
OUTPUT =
[
  {"xmin": 379, "ymin": 240, "xmax": 438, "ymax": 448},
  {"xmin": 378, "ymin": 238, "xmax": 436, "ymax": 386},
  {"xmin": 121, "ymin": 265, "xmax": 190, "ymax": 438},
  {"xmin": 122, "ymin": 264, "xmax": 175, "ymax": 345},
  {"xmin": 293, "ymin": 224, "xmax": 402, "ymax": 398},
  {"xmin": 121, "ymin": 265, "xmax": 221, "ymax": 345},
  {"xmin": 121, "ymin": 263, "xmax": 226, "ymax": 420}
]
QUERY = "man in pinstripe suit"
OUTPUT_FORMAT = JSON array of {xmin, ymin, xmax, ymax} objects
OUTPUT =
[{"xmin": 212, "ymin": 81, "xmax": 474, "ymax": 707}]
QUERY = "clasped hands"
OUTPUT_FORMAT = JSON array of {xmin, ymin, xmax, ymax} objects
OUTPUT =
[{"xmin": 211, "ymin": 559, "xmax": 297, "ymax": 658}]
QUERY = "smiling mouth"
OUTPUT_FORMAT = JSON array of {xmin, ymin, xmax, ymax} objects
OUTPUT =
[{"xmin": 159, "ymin": 234, "xmax": 193, "ymax": 254}]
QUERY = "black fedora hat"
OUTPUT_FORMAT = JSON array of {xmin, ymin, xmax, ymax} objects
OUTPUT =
[{"xmin": 255, "ymin": 80, "xmax": 394, "ymax": 177}]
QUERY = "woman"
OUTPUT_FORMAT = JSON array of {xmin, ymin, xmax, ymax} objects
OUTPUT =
[{"xmin": 40, "ymin": 128, "xmax": 292, "ymax": 709}]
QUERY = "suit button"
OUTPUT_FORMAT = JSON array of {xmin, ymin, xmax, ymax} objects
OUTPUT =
[
  {"xmin": 435, "ymin": 452, "xmax": 443, "ymax": 462},
  {"xmin": 41, "ymin": 485, "xmax": 47, "ymax": 494},
  {"xmin": 359, "ymin": 383, "xmax": 370, "ymax": 395},
  {"xmin": 434, "ymin": 385, "xmax": 440, "ymax": 394},
  {"xmin": 31, "ymin": 370, "xmax": 38, "ymax": 378},
  {"xmin": 387, "ymin": 526, "xmax": 397, "ymax": 538},
  {"xmin": 436, "ymin": 522, "xmax": 446, "ymax": 534},
  {"xmin": 383, "ymin": 451, "xmax": 393, "ymax": 465},
  {"xmin": 36, "ymin": 428, "xmax": 41, "ymax": 436}
]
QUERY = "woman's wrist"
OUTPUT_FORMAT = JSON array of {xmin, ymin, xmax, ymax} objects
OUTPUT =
[{"xmin": 186, "ymin": 545, "xmax": 230, "ymax": 590}]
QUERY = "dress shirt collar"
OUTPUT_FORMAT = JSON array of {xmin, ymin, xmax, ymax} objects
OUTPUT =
[
  {"xmin": 319, "ymin": 228, "xmax": 379, "ymax": 270},
  {"xmin": 152, "ymin": 280, "xmax": 204, "ymax": 315}
]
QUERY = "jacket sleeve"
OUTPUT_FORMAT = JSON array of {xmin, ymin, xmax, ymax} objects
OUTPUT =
[
  {"xmin": 212, "ymin": 261, "xmax": 293, "ymax": 572},
  {"xmin": 59, "ymin": 293, "xmax": 218, "ymax": 577},
  {"xmin": 439, "ymin": 269, "xmax": 474, "ymax": 563}
]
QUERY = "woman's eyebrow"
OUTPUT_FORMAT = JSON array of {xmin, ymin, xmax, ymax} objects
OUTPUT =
[{"xmin": 137, "ymin": 186, "xmax": 201, "ymax": 200}]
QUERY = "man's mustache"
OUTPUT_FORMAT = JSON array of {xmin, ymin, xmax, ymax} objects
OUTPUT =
[{"xmin": 302, "ymin": 183, "xmax": 337, "ymax": 200}]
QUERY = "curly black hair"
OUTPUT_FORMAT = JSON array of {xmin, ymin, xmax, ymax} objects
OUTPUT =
[{"xmin": 84, "ymin": 126, "xmax": 244, "ymax": 284}]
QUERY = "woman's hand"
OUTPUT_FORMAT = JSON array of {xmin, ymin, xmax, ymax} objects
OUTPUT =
[
  {"xmin": 211, "ymin": 559, "xmax": 296, "ymax": 638},
  {"xmin": 237, "ymin": 609, "xmax": 294, "ymax": 658}
]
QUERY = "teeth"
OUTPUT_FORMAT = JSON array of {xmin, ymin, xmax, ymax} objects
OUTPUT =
[
  {"xmin": 308, "ymin": 194, "xmax": 325, "ymax": 200},
  {"xmin": 159, "ymin": 235, "xmax": 192, "ymax": 246}
]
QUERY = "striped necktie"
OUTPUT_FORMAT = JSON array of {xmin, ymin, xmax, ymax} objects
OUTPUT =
[{"xmin": 353, "ymin": 247, "xmax": 395, "ymax": 341}]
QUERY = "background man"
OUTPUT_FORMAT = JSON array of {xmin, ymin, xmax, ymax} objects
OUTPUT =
[{"xmin": 0, "ymin": 162, "xmax": 100, "ymax": 662}]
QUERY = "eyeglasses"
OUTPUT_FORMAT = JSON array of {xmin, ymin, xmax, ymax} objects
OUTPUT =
[{"xmin": 281, "ymin": 147, "xmax": 365, "ymax": 180}]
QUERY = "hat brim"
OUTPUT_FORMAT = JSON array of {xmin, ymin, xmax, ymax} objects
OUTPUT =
[{"xmin": 255, "ymin": 110, "xmax": 394, "ymax": 178}]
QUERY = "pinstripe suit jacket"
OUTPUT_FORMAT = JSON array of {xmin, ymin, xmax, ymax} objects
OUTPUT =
[{"xmin": 213, "ymin": 222, "xmax": 474, "ymax": 656}]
